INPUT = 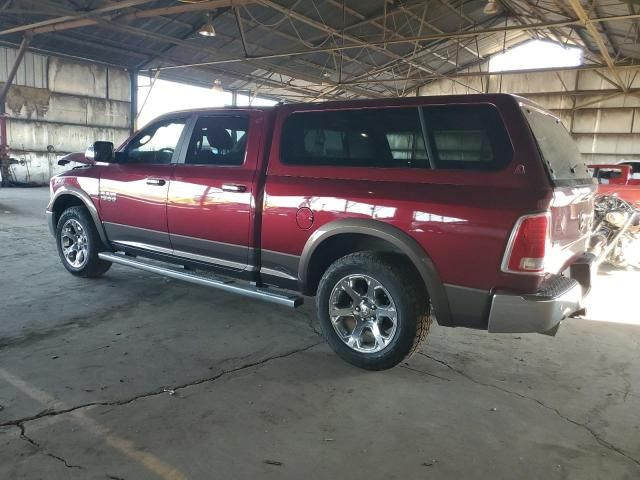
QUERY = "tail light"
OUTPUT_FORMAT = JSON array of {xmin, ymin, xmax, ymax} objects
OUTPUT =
[{"xmin": 501, "ymin": 212, "xmax": 550, "ymax": 274}]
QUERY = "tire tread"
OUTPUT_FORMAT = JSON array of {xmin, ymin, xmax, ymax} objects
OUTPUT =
[
  {"xmin": 317, "ymin": 251, "xmax": 432, "ymax": 370},
  {"xmin": 56, "ymin": 206, "xmax": 111, "ymax": 278}
]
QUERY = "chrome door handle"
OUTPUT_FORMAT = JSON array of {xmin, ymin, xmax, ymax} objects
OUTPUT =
[
  {"xmin": 221, "ymin": 184, "xmax": 247, "ymax": 193},
  {"xmin": 146, "ymin": 178, "xmax": 166, "ymax": 186}
]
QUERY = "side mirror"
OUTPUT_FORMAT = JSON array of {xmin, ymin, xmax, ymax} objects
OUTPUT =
[{"xmin": 86, "ymin": 141, "xmax": 115, "ymax": 163}]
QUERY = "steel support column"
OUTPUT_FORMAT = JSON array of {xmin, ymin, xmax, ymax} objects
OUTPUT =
[
  {"xmin": 1, "ymin": 34, "xmax": 31, "ymax": 187},
  {"xmin": 130, "ymin": 70, "xmax": 138, "ymax": 134}
]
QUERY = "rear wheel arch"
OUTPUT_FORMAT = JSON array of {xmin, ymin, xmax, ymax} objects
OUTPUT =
[{"xmin": 299, "ymin": 219, "xmax": 453, "ymax": 326}]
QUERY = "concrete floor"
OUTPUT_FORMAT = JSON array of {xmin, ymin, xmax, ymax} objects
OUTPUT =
[{"xmin": 0, "ymin": 187, "xmax": 638, "ymax": 480}]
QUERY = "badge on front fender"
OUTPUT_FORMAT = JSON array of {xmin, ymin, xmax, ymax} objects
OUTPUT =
[{"xmin": 100, "ymin": 191, "xmax": 117, "ymax": 202}]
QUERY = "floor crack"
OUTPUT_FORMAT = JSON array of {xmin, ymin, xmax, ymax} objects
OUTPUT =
[
  {"xmin": 418, "ymin": 351, "xmax": 640, "ymax": 468},
  {"xmin": 18, "ymin": 423, "xmax": 83, "ymax": 469},
  {"xmin": 400, "ymin": 364, "xmax": 451, "ymax": 381},
  {"xmin": 45, "ymin": 453, "xmax": 83, "ymax": 469},
  {"xmin": 1, "ymin": 341, "xmax": 322, "ymax": 429},
  {"xmin": 306, "ymin": 315, "xmax": 322, "ymax": 337}
]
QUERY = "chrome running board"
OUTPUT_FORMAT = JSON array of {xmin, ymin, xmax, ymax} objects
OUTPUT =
[{"xmin": 98, "ymin": 252, "xmax": 304, "ymax": 309}]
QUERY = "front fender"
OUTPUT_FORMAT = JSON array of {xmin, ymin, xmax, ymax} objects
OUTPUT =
[{"xmin": 48, "ymin": 185, "xmax": 109, "ymax": 244}]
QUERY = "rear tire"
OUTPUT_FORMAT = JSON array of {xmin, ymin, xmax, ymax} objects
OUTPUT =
[
  {"xmin": 316, "ymin": 252, "xmax": 431, "ymax": 370},
  {"xmin": 56, "ymin": 206, "xmax": 111, "ymax": 278}
]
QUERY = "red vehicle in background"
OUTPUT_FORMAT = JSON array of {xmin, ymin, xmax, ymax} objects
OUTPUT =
[{"xmin": 589, "ymin": 164, "xmax": 640, "ymax": 209}]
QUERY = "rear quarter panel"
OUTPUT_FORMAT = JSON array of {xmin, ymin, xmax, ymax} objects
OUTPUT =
[{"xmin": 262, "ymin": 95, "xmax": 553, "ymax": 293}]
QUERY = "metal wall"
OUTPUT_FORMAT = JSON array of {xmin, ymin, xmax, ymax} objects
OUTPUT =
[
  {"xmin": 1, "ymin": 47, "xmax": 131, "ymax": 184},
  {"xmin": 417, "ymin": 66, "xmax": 640, "ymax": 165}
]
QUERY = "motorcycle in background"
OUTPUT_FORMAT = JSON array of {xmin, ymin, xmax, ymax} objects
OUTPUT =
[{"xmin": 589, "ymin": 195, "xmax": 640, "ymax": 268}]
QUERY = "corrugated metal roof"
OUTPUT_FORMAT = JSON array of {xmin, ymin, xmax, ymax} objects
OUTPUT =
[{"xmin": 0, "ymin": 0, "xmax": 638, "ymax": 101}]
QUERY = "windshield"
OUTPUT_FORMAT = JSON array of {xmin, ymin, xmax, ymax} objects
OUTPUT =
[{"xmin": 522, "ymin": 106, "xmax": 594, "ymax": 186}]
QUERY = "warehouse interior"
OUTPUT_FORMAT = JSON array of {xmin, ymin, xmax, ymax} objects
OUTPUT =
[{"xmin": 1, "ymin": 1, "xmax": 639, "ymax": 478}]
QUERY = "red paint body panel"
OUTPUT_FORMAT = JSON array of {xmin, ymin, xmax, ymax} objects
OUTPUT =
[
  {"xmin": 262, "ymin": 177, "xmax": 552, "ymax": 292},
  {"xmin": 98, "ymin": 163, "xmax": 173, "ymax": 247},
  {"xmin": 167, "ymin": 112, "xmax": 267, "ymax": 265}
]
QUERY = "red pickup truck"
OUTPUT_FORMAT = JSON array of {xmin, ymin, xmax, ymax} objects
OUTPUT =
[{"xmin": 47, "ymin": 94, "xmax": 596, "ymax": 370}]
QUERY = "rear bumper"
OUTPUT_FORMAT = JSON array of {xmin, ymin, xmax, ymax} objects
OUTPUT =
[{"xmin": 487, "ymin": 253, "xmax": 596, "ymax": 335}]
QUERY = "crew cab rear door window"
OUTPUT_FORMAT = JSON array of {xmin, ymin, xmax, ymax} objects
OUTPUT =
[{"xmin": 184, "ymin": 116, "xmax": 249, "ymax": 166}]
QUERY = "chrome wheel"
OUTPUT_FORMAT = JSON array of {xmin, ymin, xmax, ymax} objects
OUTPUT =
[
  {"xmin": 60, "ymin": 218, "xmax": 89, "ymax": 269},
  {"xmin": 329, "ymin": 274, "xmax": 398, "ymax": 353}
]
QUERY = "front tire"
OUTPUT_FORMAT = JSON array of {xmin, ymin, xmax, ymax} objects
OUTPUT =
[
  {"xmin": 316, "ymin": 252, "xmax": 432, "ymax": 370},
  {"xmin": 56, "ymin": 206, "xmax": 111, "ymax": 277}
]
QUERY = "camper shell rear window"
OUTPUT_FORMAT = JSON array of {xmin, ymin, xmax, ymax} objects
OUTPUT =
[{"xmin": 522, "ymin": 106, "xmax": 595, "ymax": 187}]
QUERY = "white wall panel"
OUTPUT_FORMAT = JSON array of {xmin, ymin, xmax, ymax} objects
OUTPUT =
[
  {"xmin": 575, "ymin": 134, "xmax": 640, "ymax": 156},
  {"xmin": 6, "ymin": 90, "xmax": 130, "ymax": 130},
  {"xmin": 108, "ymin": 67, "xmax": 131, "ymax": 102},
  {"xmin": 48, "ymin": 57, "xmax": 107, "ymax": 98},
  {"xmin": 573, "ymin": 109, "xmax": 634, "ymax": 134},
  {"xmin": 496, "ymin": 71, "xmax": 577, "ymax": 94},
  {"xmin": 7, "ymin": 119, "xmax": 129, "ymax": 153}
]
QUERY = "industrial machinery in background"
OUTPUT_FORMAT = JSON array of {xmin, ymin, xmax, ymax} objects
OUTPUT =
[{"xmin": 589, "ymin": 195, "xmax": 640, "ymax": 269}]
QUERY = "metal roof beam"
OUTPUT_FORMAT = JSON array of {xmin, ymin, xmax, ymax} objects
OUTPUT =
[
  {"xmin": 0, "ymin": 0, "xmax": 254, "ymax": 36},
  {"xmin": 32, "ymin": 0, "xmax": 367, "ymax": 99},
  {"xmin": 331, "ymin": 0, "xmax": 482, "ymax": 67},
  {"xmin": 235, "ymin": 8, "xmax": 385, "ymax": 80},
  {"xmin": 324, "ymin": 1, "xmax": 456, "ymax": 67},
  {"xmin": 345, "ymin": 62, "xmax": 640, "ymax": 82},
  {"xmin": 346, "ymin": 33, "xmax": 486, "ymax": 86},
  {"xmin": 256, "ymin": 0, "xmax": 478, "ymax": 91},
  {"xmin": 567, "ymin": 0, "xmax": 627, "ymax": 91},
  {"xmin": 395, "ymin": 3, "xmax": 482, "ymax": 60},
  {"xmin": 154, "ymin": 13, "xmax": 640, "ymax": 70},
  {"xmin": 0, "ymin": 0, "xmax": 154, "ymax": 36},
  {"xmin": 433, "ymin": 0, "xmax": 475, "ymax": 26},
  {"xmin": 592, "ymin": 3, "xmax": 621, "ymax": 60}
]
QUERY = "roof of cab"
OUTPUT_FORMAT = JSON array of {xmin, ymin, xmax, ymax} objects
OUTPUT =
[{"xmin": 150, "ymin": 93, "xmax": 523, "ymax": 121}]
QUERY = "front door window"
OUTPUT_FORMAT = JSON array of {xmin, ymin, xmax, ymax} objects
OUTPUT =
[{"xmin": 124, "ymin": 119, "xmax": 187, "ymax": 164}]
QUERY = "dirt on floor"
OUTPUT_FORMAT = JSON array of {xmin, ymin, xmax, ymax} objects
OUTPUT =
[{"xmin": 0, "ymin": 187, "xmax": 639, "ymax": 480}]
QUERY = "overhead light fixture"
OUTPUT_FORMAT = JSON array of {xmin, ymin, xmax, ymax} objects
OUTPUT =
[
  {"xmin": 483, "ymin": 0, "xmax": 501, "ymax": 15},
  {"xmin": 211, "ymin": 79, "xmax": 224, "ymax": 93},
  {"xmin": 198, "ymin": 13, "xmax": 216, "ymax": 37}
]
